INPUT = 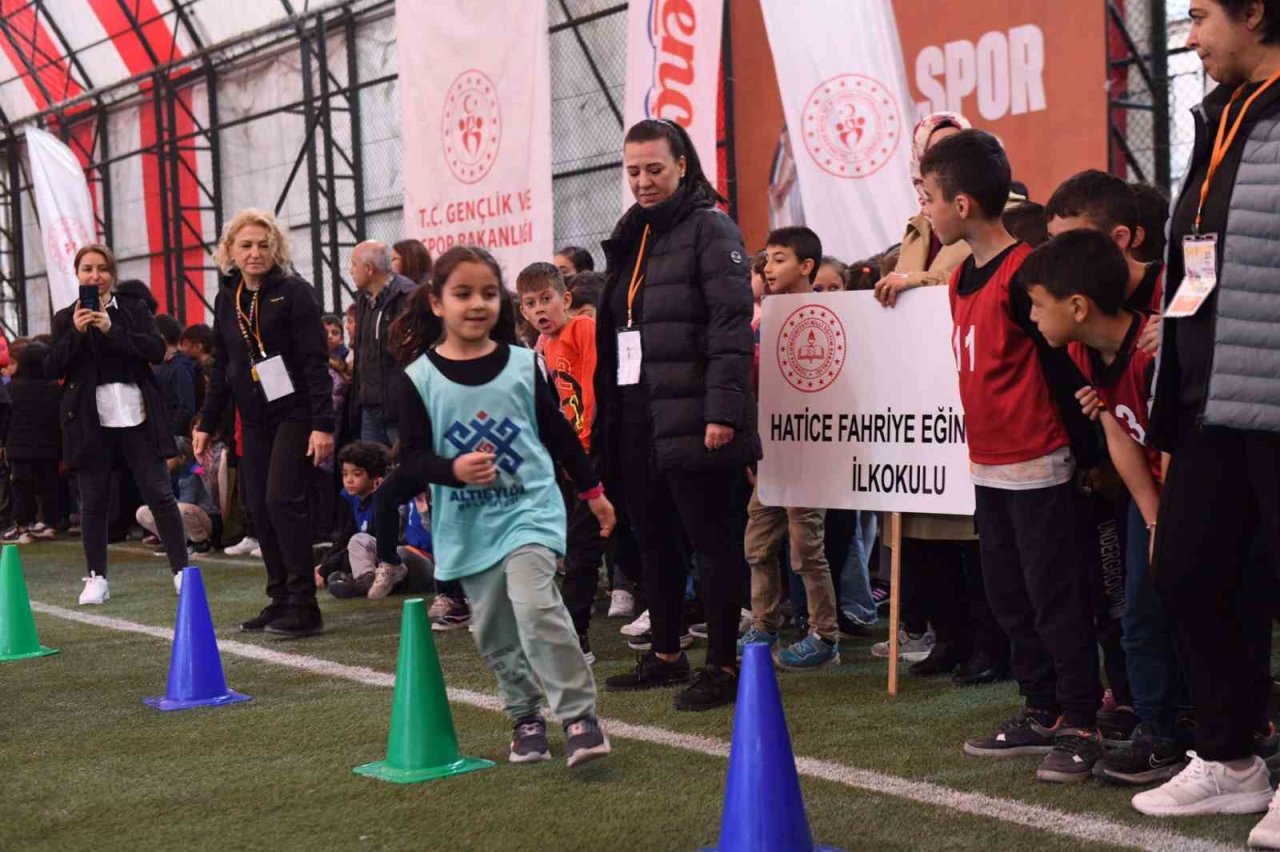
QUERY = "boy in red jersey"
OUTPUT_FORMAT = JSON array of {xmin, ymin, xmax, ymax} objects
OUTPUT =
[
  {"xmin": 1022, "ymin": 229, "xmax": 1187, "ymax": 787},
  {"xmin": 920, "ymin": 130, "xmax": 1102, "ymax": 783}
]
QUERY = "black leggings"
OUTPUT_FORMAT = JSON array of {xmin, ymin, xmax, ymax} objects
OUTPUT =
[
  {"xmin": 78, "ymin": 425, "xmax": 187, "ymax": 576},
  {"xmin": 619, "ymin": 417, "xmax": 746, "ymax": 669},
  {"xmin": 239, "ymin": 421, "xmax": 317, "ymax": 605}
]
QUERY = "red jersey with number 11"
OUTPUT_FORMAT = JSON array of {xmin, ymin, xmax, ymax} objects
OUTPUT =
[{"xmin": 949, "ymin": 243, "xmax": 1070, "ymax": 465}]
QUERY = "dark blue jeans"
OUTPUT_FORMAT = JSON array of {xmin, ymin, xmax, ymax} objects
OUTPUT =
[{"xmin": 1121, "ymin": 501, "xmax": 1185, "ymax": 735}]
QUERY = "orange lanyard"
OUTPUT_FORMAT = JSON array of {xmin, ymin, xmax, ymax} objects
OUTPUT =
[
  {"xmin": 1196, "ymin": 70, "xmax": 1280, "ymax": 233},
  {"xmin": 626, "ymin": 225, "xmax": 650, "ymax": 327}
]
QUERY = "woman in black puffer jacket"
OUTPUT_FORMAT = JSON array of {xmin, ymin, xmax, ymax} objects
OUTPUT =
[{"xmin": 598, "ymin": 119, "xmax": 759, "ymax": 712}]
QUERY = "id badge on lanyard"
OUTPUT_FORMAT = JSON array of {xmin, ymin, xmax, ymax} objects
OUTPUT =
[
  {"xmin": 617, "ymin": 329, "xmax": 642, "ymax": 386},
  {"xmin": 253, "ymin": 354, "xmax": 295, "ymax": 402},
  {"xmin": 1165, "ymin": 234, "xmax": 1219, "ymax": 318}
]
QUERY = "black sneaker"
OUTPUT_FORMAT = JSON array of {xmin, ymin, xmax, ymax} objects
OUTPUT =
[
  {"xmin": 674, "ymin": 665, "xmax": 738, "ymax": 712},
  {"xmin": 1097, "ymin": 705, "xmax": 1141, "ymax": 748},
  {"xmin": 1036, "ymin": 728, "xmax": 1104, "ymax": 783},
  {"xmin": 837, "ymin": 612, "xmax": 871, "ymax": 638},
  {"xmin": 509, "ymin": 716, "xmax": 550, "ymax": 763},
  {"xmin": 240, "ymin": 602, "xmax": 288, "ymax": 632},
  {"xmin": 327, "ymin": 571, "xmax": 375, "ymax": 599},
  {"xmin": 190, "ymin": 540, "xmax": 212, "ymax": 555},
  {"xmin": 964, "ymin": 708, "xmax": 1059, "ymax": 757},
  {"xmin": 627, "ymin": 630, "xmax": 695, "ymax": 652},
  {"xmin": 952, "ymin": 651, "xmax": 1010, "ymax": 687},
  {"xmin": 1097, "ymin": 722, "xmax": 1185, "ymax": 786},
  {"xmin": 604, "ymin": 652, "xmax": 691, "ymax": 692},
  {"xmin": 265, "ymin": 605, "xmax": 325, "ymax": 638},
  {"xmin": 564, "ymin": 716, "xmax": 611, "ymax": 767},
  {"xmin": 909, "ymin": 642, "xmax": 964, "ymax": 677}
]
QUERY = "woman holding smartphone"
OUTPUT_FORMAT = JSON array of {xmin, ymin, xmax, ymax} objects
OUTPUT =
[{"xmin": 48, "ymin": 244, "xmax": 190, "ymax": 605}]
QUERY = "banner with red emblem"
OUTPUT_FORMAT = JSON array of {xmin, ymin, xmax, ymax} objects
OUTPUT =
[
  {"xmin": 758, "ymin": 0, "xmax": 919, "ymax": 262},
  {"xmin": 397, "ymin": 0, "xmax": 552, "ymax": 280},
  {"xmin": 757, "ymin": 288, "xmax": 974, "ymax": 516},
  {"xmin": 623, "ymin": 0, "xmax": 723, "ymax": 206}
]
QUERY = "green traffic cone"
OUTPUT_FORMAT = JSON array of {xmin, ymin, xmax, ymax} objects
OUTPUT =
[
  {"xmin": 354, "ymin": 597, "xmax": 493, "ymax": 783},
  {"xmin": 0, "ymin": 545, "xmax": 58, "ymax": 662}
]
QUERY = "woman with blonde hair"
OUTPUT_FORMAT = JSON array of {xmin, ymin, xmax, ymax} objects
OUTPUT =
[
  {"xmin": 193, "ymin": 209, "xmax": 335, "ymax": 637},
  {"xmin": 48, "ymin": 244, "xmax": 190, "ymax": 604}
]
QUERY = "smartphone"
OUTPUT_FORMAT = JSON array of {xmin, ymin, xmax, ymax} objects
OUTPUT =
[{"xmin": 78, "ymin": 284, "xmax": 99, "ymax": 312}]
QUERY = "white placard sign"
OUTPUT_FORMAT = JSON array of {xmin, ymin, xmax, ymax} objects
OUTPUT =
[{"xmin": 757, "ymin": 288, "xmax": 974, "ymax": 515}]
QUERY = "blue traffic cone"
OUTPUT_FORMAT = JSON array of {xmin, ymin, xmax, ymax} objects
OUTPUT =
[
  {"xmin": 699, "ymin": 643, "xmax": 845, "ymax": 852},
  {"xmin": 144, "ymin": 567, "xmax": 251, "ymax": 711}
]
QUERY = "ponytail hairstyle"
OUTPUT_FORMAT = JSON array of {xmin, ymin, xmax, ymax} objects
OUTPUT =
[
  {"xmin": 390, "ymin": 245, "xmax": 516, "ymax": 364},
  {"xmin": 624, "ymin": 119, "xmax": 726, "ymax": 206}
]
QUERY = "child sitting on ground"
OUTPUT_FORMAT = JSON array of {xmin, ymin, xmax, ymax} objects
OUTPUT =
[
  {"xmin": 137, "ymin": 437, "xmax": 218, "ymax": 556},
  {"xmin": 317, "ymin": 440, "xmax": 401, "ymax": 599}
]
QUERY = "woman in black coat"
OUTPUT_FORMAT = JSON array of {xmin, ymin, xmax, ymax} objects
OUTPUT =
[
  {"xmin": 193, "ymin": 209, "xmax": 335, "ymax": 638},
  {"xmin": 48, "ymin": 244, "xmax": 189, "ymax": 605},
  {"xmin": 598, "ymin": 119, "xmax": 760, "ymax": 712}
]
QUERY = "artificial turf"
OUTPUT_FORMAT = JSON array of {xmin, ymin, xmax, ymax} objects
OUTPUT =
[{"xmin": 0, "ymin": 540, "xmax": 1264, "ymax": 850}]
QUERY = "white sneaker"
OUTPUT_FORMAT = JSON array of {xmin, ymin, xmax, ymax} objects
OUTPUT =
[
  {"xmin": 173, "ymin": 572, "xmax": 183, "ymax": 596},
  {"xmin": 620, "ymin": 609, "xmax": 650, "ymax": 637},
  {"xmin": 1132, "ymin": 752, "xmax": 1271, "ymax": 816},
  {"xmin": 79, "ymin": 573, "xmax": 110, "ymax": 605},
  {"xmin": 871, "ymin": 629, "xmax": 935, "ymax": 662},
  {"xmin": 224, "ymin": 536, "xmax": 259, "ymax": 556},
  {"xmin": 249, "ymin": 545, "xmax": 262, "ymax": 559},
  {"xmin": 1249, "ymin": 790, "xmax": 1280, "ymax": 848},
  {"xmin": 607, "ymin": 589, "xmax": 636, "ymax": 618}
]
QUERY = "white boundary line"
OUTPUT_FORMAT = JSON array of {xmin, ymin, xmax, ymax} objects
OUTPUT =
[{"xmin": 29, "ymin": 600, "xmax": 1240, "ymax": 852}]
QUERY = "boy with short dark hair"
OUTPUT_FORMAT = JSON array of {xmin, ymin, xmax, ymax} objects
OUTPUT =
[
  {"xmin": 920, "ymin": 129, "xmax": 1102, "ymax": 783},
  {"xmin": 1046, "ymin": 170, "xmax": 1165, "ymax": 316},
  {"xmin": 739, "ymin": 225, "xmax": 840, "ymax": 671},
  {"xmin": 567, "ymin": 271, "xmax": 605, "ymax": 320},
  {"xmin": 517, "ymin": 262, "xmax": 607, "ymax": 663},
  {"xmin": 318, "ymin": 441, "xmax": 399, "ymax": 600},
  {"xmin": 1022, "ymin": 229, "xmax": 1185, "ymax": 787}
]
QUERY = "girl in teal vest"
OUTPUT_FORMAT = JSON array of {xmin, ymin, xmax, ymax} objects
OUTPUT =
[{"xmin": 391, "ymin": 246, "xmax": 616, "ymax": 768}]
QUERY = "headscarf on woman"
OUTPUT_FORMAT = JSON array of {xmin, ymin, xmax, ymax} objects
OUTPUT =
[{"xmin": 909, "ymin": 111, "xmax": 972, "ymax": 205}]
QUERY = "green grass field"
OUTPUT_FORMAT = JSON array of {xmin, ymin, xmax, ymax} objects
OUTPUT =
[{"xmin": 0, "ymin": 540, "xmax": 1264, "ymax": 851}]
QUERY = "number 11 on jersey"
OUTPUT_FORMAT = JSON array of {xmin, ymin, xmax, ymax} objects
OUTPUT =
[{"xmin": 952, "ymin": 324, "xmax": 976, "ymax": 373}]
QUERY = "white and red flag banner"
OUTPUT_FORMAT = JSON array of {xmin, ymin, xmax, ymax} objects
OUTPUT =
[
  {"xmin": 26, "ymin": 126, "xmax": 96, "ymax": 312},
  {"xmin": 759, "ymin": 0, "xmax": 918, "ymax": 261},
  {"xmin": 757, "ymin": 288, "xmax": 974, "ymax": 515},
  {"xmin": 397, "ymin": 0, "xmax": 552, "ymax": 279},
  {"xmin": 623, "ymin": 0, "xmax": 723, "ymax": 205}
]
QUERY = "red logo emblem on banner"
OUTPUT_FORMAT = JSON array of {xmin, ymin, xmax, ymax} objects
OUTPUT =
[
  {"xmin": 801, "ymin": 74, "xmax": 901, "ymax": 179},
  {"xmin": 442, "ymin": 69, "xmax": 502, "ymax": 185},
  {"xmin": 46, "ymin": 216, "xmax": 90, "ymax": 275},
  {"xmin": 777, "ymin": 304, "xmax": 845, "ymax": 392}
]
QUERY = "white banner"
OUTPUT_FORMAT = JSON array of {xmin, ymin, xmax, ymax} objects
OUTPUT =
[
  {"xmin": 759, "ymin": 0, "xmax": 918, "ymax": 262},
  {"xmin": 757, "ymin": 288, "xmax": 974, "ymax": 515},
  {"xmin": 26, "ymin": 127, "xmax": 96, "ymax": 312},
  {"xmin": 397, "ymin": 0, "xmax": 552, "ymax": 280},
  {"xmin": 623, "ymin": 0, "xmax": 723, "ymax": 206}
]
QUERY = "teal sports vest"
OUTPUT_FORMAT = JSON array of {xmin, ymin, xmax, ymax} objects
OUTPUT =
[{"xmin": 403, "ymin": 346, "xmax": 566, "ymax": 580}]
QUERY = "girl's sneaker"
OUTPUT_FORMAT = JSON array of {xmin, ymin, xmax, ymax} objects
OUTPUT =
[
  {"xmin": 1, "ymin": 526, "xmax": 26, "ymax": 544},
  {"xmin": 871, "ymin": 629, "xmax": 935, "ymax": 662},
  {"xmin": 964, "ymin": 708, "xmax": 1059, "ymax": 757},
  {"xmin": 564, "ymin": 716, "xmax": 611, "ymax": 767},
  {"xmin": 736, "ymin": 626, "xmax": 778, "ymax": 656},
  {"xmin": 510, "ymin": 716, "xmax": 551, "ymax": 763},
  {"xmin": 620, "ymin": 609, "xmax": 650, "ymax": 637},
  {"xmin": 79, "ymin": 573, "xmax": 110, "ymax": 605},
  {"xmin": 607, "ymin": 589, "xmax": 635, "ymax": 618},
  {"xmin": 774, "ymin": 634, "xmax": 839, "ymax": 671},
  {"xmin": 26, "ymin": 523, "xmax": 55, "ymax": 541},
  {"xmin": 431, "ymin": 597, "xmax": 472, "ymax": 631},
  {"xmin": 223, "ymin": 536, "xmax": 258, "ymax": 556}
]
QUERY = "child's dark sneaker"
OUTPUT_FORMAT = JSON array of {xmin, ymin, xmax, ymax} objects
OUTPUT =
[
  {"xmin": 673, "ymin": 666, "xmax": 738, "ymax": 712},
  {"xmin": 509, "ymin": 716, "xmax": 550, "ymax": 763},
  {"xmin": 431, "ymin": 597, "xmax": 472, "ymax": 632},
  {"xmin": 605, "ymin": 652, "xmax": 691, "ymax": 692},
  {"xmin": 564, "ymin": 716, "xmax": 610, "ymax": 767},
  {"xmin": 964, "ymin": 708, "xmax": 1059, "ymax": 757},
  {"xmin": 1037, "ymin": 728, "xmax": 1104, "ymax": 783},
  {"xmin": 327, "ymin": 571, "xmax": 374, "ymax": 599},
  {"xmin": 264, "ymin": 604, "xmax": 324, "ymax": 638},
  {"xmin": 1098, "ymin": 704, "xmax": 1141, "ymax": 748},
  {"xmin": 1098, "ymin": 722, "xmax": 1186, "ymax": 786}
]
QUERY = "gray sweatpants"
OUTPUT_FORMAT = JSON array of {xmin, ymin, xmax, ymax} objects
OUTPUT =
[{"xmin": 459, "ymin": 543, "xmax": 597, "ymax": 723}]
